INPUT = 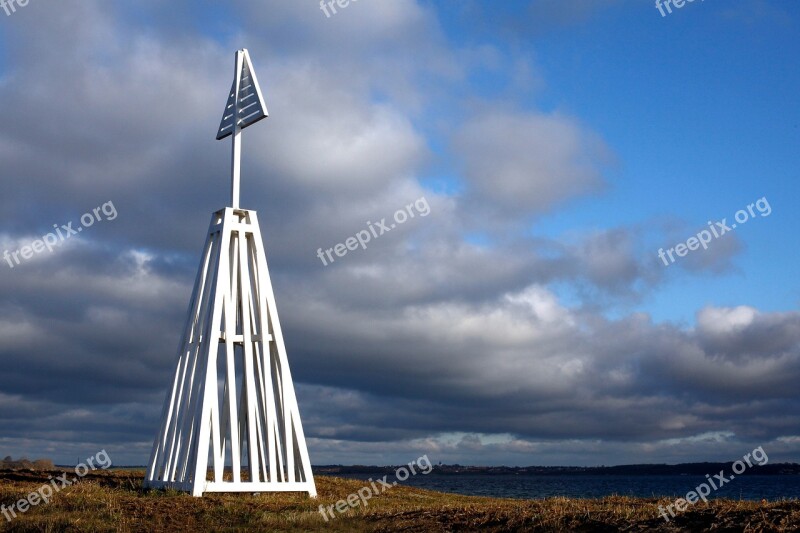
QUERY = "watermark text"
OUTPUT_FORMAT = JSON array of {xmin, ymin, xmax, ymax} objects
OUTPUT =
[
  {"xmin": 656, "ymin": 0, "xmax": 705, "ymax": 18},
  {"xmin": 318, "ymin": 455, "xmax": 433, "ymax": 521},
  {"xmin": 1, "ymin": 0, "xmax": 31, "ymax": 17},
  {"xmin": 658, "ymin": 197, "xmax": 770, "ymax": 267},
  {"xmin": 320, "ymin": 0, "xmax": 359, "ymax": 18},
  {"xmin": 1, "ymin": 450, "xmax": 112, "ymax": 523},
  {"xmin": 658, "ymin": 446, "xmax": 768, "ymax": 522},
  {"xmin": 316, "ymin": 196, "xmax": 430, "ymax": 266},
  {"xmin": 3, "ymin": 201, "xmax": 118, "ymax": 270}
]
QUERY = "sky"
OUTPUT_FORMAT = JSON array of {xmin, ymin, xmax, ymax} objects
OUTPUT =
[{"xmin": 0, "ymin": 0, "xmax": 799, "ymax": 468}]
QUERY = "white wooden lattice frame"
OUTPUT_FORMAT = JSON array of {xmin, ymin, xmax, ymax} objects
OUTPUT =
[{"xmin": 144, "ymin": 49, "xmax": 315, "ymax": 498}]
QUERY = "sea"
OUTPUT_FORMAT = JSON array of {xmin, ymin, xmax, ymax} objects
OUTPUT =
[{"xmin": 338, "ymin": 473, "xmax": 800, "ymax": 501}]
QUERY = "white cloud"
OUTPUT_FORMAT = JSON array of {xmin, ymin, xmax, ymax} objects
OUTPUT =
[{"xmin": 454, "ymin": 110, "xmax": 611, "ymax": 219}]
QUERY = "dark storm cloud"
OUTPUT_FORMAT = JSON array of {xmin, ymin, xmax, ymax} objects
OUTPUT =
[{"xmin": 0, "ymin": 0, "xmax": 797, "ymax": 467}]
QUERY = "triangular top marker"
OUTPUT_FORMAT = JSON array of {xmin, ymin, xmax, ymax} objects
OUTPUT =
[
  {"xmin": 216, "ymin": 49, "xmax": 268, "ymax": 209},
  {"xmin": 217, "ymin": 49, "xmax": 268, "ymax": 140}
]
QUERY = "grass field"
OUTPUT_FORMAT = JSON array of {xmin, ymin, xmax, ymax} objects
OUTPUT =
[{"xmin": 1, "ymin": 469, "xmax": 799, "ymax": 532}]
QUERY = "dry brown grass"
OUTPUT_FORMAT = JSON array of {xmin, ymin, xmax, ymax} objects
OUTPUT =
[{"xmin": 0, "ymin": 469, "xmax": 798, "ymax": 532}]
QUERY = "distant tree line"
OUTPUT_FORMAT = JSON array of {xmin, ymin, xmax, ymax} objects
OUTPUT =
[{"xmin": 1, "ymin": 456, "xmax": 54, "ymax": 470}]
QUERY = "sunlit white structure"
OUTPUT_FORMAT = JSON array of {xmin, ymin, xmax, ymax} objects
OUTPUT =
[{"xmin": 144, "ymin": 49, "xmax": 316, "ymax": 498}]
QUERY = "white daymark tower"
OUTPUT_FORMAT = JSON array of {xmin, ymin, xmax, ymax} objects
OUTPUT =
[{"xmin": 144, "ymin": 49, "xmax": 316, "ymax": 498}]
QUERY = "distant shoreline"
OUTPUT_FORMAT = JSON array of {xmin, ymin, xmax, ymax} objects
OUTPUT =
[
  {"xmin": 49, "ymin": 462, "xmax": 800, "ymax": 476},
  {"xmin": 316, "ymin": 462, "xmax": 800, "ymax": 476}
]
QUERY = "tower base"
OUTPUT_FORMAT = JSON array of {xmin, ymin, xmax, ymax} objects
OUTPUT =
[{"xmin": 144, "ymin": 208, "xmax": 316, "ymax": 498}]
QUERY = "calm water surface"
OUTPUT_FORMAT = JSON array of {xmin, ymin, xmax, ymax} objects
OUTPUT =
[{"xmin": 339, "ymin": 473, "xmax": 800, "ymax": 501}]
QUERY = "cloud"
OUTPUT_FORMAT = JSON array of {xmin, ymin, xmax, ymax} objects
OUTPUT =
[
  {"xmin": 0, "ymin": 0, "xmax": 796, "ymax": 469},
  {"xmin": 283, "ymin": 278, "xmax": 800, "ymax": 448},
  {"xmin": 453, "ymin": 110, "xmax": 611, "ymax": 225}
]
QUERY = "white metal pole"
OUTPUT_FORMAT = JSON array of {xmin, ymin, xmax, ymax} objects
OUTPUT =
[
  {"xmin": 231, "ymin": 126, "xmax": 241, "ymax": 209},
  {"xmin": 230, "ymin": 50, "xmax": 244, "ymax": 209}
]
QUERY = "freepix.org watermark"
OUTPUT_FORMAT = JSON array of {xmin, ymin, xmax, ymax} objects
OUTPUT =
[
  {"xmin": 318, "ymin": 455, "xmax": 433, "ymax": 522},
  {"xmin": 3, "ymin": 201, "xmax": 118, "ymax": 270},
  {"xmin": 1, "ymin": 0, "xmax": 31, "ymax": 17},
  {"xmin": 658, "ymin": 197, "xmax": 771, "ymax": 267},
  {"xmin": 319, "ymin": 0, "xmax": 359, "ymax": 18},
  {"xmin": 658, "ymin": 446, "xmax": 768, "ymax": 522},
  {"xmin": 316, "ymin": 196, "xmax": 430, "ymax": 266},
  {"xmin": 656, "ymin": 0, "xmax": 704, "ymax": 18},
  {"xmin": 1, "ymin": 450, "xmax": 112, "ymax": 523}
]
